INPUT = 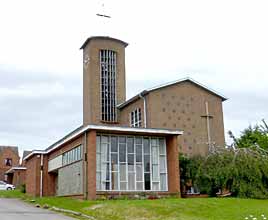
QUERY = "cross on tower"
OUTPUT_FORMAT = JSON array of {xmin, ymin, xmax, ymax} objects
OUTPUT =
[
  {"xmin": 201, "ymin": 101, "xmax": 215, "ymax": 152},
  {"xmin": 96, "ymin": 0, "xmax": 111, "ymax": 19}
]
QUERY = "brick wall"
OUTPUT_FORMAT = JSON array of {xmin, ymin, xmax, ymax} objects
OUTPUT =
[
  {"xmin": 119, "ymin": 81, "xmax": 225, "ymax": 157},
  {"xmin": 0, "ymin": 147, "xmax": 20, "ymax": 180},
  {"xmin": 25, "ymin": 155, "xmax": 40, "ymax": 197}
]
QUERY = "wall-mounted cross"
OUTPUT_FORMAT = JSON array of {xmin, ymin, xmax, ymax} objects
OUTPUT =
[{"xmin": 201, "ymin": 101, "xmax": 215, "ymax": 152}]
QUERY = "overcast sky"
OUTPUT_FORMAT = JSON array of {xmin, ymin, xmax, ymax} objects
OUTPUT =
[{"xmin": 1, "ymin": 0, "xmax": 268, "ymax": 156}]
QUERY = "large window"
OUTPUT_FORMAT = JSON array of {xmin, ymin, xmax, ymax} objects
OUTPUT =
[
  {"xmin": 100, "ymin": 49, "xmax": 117, "ymax": 122},
  {"xmin": 130, "ymin": 108, "xmax": 142, "ymax": 127},
  {"xmin": 62, "ymin": 145, "xmax": 82, "ymax": 166},
  {"xmin": 96, "ymin": 135, "xmax": 168, "ymax": 191}
]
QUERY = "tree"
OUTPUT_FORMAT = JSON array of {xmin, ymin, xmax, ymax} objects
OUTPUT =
[{"xmin": 228, "ymin": 119, "xmax": 268, "ymax": 149}]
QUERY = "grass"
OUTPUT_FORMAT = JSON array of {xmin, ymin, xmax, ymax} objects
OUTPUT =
[{"xmin": 1, "ymin": 190, "xmax": 268, "ymax": 220}]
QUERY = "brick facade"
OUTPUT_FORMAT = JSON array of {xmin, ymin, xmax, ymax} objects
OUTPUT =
[
  {"xmin": 119, "ymin": 81, "xmax": 225, "ymax": 156},
  {"xmin": 0, "ymin": 146, "xmax": 20, "ymax": 181}
]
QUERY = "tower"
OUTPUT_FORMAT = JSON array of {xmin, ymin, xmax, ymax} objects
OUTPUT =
[{"xmin": 80, "ymin": 36, "xmax": 128, "ymax": 125}]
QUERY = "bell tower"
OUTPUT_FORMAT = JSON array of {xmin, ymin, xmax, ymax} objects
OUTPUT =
[{"xmin": 80, "ymin": 36, "xmax": 128, "ymax": 126}]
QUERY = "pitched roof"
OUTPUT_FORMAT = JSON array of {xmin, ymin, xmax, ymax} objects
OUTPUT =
[
  {"xmin": 22, "ymin": 150, "xmax": 32, "ymax": 159},
  {"xmin": 0, "ymin": 146, "xmax": 19, "ymax": 155},
  {"xmin": 117, "ymin": 77, "xmax": 228, "ymax": 109}
]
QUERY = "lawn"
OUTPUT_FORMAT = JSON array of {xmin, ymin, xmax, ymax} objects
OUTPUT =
[{"xmin": 1, "ymin": 190, "xmax": 268, "ymax": 220}]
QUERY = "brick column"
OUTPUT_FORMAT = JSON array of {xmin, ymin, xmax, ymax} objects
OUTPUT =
[
  {"xmin": 87, "ymin": 130, "xmax": 97, "ymax": 199},
  {"xmin": 166, "ymin": 135, "xmax": 180, "ymax": 196}
]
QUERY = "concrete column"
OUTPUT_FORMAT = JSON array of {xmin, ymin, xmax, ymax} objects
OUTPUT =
[
  {"xmin": 87, "ymin": 130, "xmax": 97, "ymax": 199},
  {"xmin": 166, "ymin": 135, "xmax": 180, "ymax": 196}
]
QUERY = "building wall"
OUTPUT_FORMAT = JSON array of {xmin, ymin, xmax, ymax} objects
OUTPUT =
[
  {"xmin": 12, "ymin": 170, "xmax": 26, "ymax": 187},
  {"xmin": 83, "ymin": 37, "xmax": 127, "ymax": 126},
  {"xmin": 119, "ymin": 98, "xmax": 144, "ymax": 127},
  {"xmin": 57, "ymin": 161, "xmax": 83, "ymax": 196},
  {"xmin": 25, "ymin": 155, "xmax": 40, "ymax": 197},
  {"xmin": 0, "ymin": 147, "xmax": 20, "ymax": 180},
  {"xmin": 119, "ymin": 81, "xmax": 225, "ymax": 156}
]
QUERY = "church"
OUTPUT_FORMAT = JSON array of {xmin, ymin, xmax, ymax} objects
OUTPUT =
[{"xmin": 23, "ymin": 36, "xmax": 226, "ymax": 199}]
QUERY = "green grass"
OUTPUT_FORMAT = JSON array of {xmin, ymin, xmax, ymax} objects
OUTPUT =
[{"xmin": 1, "ymin": 190, "xmax": 268, "ymax": 220}]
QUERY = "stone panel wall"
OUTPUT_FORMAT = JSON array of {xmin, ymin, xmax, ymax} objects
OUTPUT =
[{"xmin": 57, "ymin": 161, "xmax": 83, "ymax": 196}]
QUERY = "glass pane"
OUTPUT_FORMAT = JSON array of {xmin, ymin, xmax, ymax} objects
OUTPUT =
[
  {"xmin": 96, "ymin": 136, "xmax": 101, "ymax": 153},
  {"xmin": 111, "ymin": 136, "xmax": 118, "ymax": 152},
  {"xmin": 111, "ymin": 154, "xmax": 118, "ymax": 172},
  {"xmin": 152, "ymin": 182, "xmax": 159, "ymax": 191},
  {"xmin": 128, "ymin": 173, "xmax": 135, "ymax": 190},
  {"xmin": 136, "ymin": 164, "xmax": 143, "ymax": 181},
  {"xmin": 101, "ymin": 136, "xmax": 109, "ymax": 144},
  {"xmin": 160, "ymin": 156, "xmax": 166, "ymax": 173},
  {"xmin": 143, "ymin": 138, "xmax": 150, "ymax": 154},
  {"xmin": 136, "ymin": 182, "xmax": 143, "ymax": 191},
  {"xmin": 127, "ymin": 138, "xmax": 134, "ymax": 153},
  {"xmin": 120, "ymin": 182, "xmax": 127, "ymax": 190},
  {"xmin": 152, "ymin": 146, "xmax": 159, "ymax": 164},
  {"xmin": 96, "ymin": 154, "xmax": 101, "ymax": 171},
  {"xmin": 101, "ymin": 143, "xmax": 109, "ymax": 162},
  {"xmin": 111, "ymin": 153, "xmax": 118, "ymax": 164},
  {"xmin": 160, "ymin": 173, "xmax": 167, "ymax": 191},
  {"xmin": 136, "ymin": 145, "xmax": 142, "ymax": 162},
  {"xmin": 152, "ymin": 164, "xmax": 159, "ymax": 181},
  {"xmin": 119, "ymin": 144, "xmax": 126, "ymax": 162},
  {"xmin": 105, "ymin": 163, "xmax": 110, "ymax": 181},
  {"xmin": 144, "ymin": 155, "xmax": 150, "ymax": 172},
  {"xmin": 120, "ymin": 164, "xmax": 127, "ymax": 181},
  {"xmin": 96, "ymin": 172, "xmax": 101, "ymax": 190},
  {"xmin": 151, "ymin": 138, "xmax": 158, "ymax": 146},
  {"xmin": 136, "ymin": 137, "xmax": 142, "ymax": 145},
  {"xmin": 128, "ymin": 164, "xmax": 134, "ymax": 172},
  {"xmin": 105, "ymin": 182, "xmax": 110, "ymax": 190},
  {"xmin": 144, "ymin": 173, "xmax": 151, "ymax": 190},
  {"xmin": 128, "ymin": 154, "xmax": 134, "ymax": 165},
  {"xmin": 159, "ymin": 138, "xmax": 166, "ymax": 154},
  {"xmin": 119, "ymin": 136, "xmax": 126, "ymax": 143},
  {"xmin": 111, "ymin": 172, "xmax": 119, "ymax": 190}
]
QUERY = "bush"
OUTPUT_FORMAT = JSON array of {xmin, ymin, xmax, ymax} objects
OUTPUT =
[{"xmin": 20, "ymin": 184, "xmax": 26, "ymax": 193}]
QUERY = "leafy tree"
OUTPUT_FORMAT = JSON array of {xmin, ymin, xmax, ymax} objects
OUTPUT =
[
  {"xmin": 228, "ymin": 119, "xmax": 268, "ymax": 149},
  {"xmin": 184, "ymin": 146, "xmax": 268, "ymax": 199}
]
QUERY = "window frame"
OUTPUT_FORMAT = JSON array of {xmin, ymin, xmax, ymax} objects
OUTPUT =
[
  {"xmin": 96, "ymin": 134, "xmax": 168, "ymax": 192},
  {"xmin": 130, "ymin": 108, "xmax": 142, "ymax": 128}
]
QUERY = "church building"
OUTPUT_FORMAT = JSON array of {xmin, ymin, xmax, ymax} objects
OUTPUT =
[{"xmin": 24, "ymin": 36, "xmax": 226, "ymax": 199}]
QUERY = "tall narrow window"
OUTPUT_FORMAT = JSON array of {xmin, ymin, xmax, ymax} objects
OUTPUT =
[
  {"xmin": 100, "ymin": 50, "xmax": 117, "ymax": 122},
  {"xmin": 130, "ymin": 108, "xmax": 142, "ymax": 127}
]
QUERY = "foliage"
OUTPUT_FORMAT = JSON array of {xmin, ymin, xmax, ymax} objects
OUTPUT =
[
  {"xmin": 185, "ymin": 146, "xmax": 268, "ymax": 199},
  {"xmin": 20, "ymin": 184, "xmax": 26, "ymax": 193},
  {"xmin": 229, "ymin": 119, "xmax": 268, "ymax": 149},
  {"xmin": 179, "ymin": 153, "xmax": 202, "ymax": 192}
]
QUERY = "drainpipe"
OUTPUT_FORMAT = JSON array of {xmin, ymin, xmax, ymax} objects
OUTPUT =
[
  {"xmin": 139, "ymin": 92, "xmax": 147, "ymax": 128},
  {"xmin": 40, "ymin": 154, "xmax": 43, "ymax": 198}
]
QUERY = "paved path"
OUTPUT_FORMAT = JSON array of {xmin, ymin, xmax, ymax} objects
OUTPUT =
[{"xmin": 0, "ymin": 198, "xmax": 75, "ymax": 220}]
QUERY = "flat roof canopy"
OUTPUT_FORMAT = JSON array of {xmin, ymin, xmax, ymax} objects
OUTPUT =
[{"xmin": 24, "ymin": 125, "xmax": 183, "ymax": 161}]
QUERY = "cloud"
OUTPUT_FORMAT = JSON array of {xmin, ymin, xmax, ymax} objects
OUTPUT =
[{"xmin": 0, "ymin": 66, "xmax": 82, "ymax": 152}]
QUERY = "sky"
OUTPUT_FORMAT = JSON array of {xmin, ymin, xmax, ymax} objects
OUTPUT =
[{"xmin": 1, "ymin": 0, "xmax": 268, "ymax": 156}]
